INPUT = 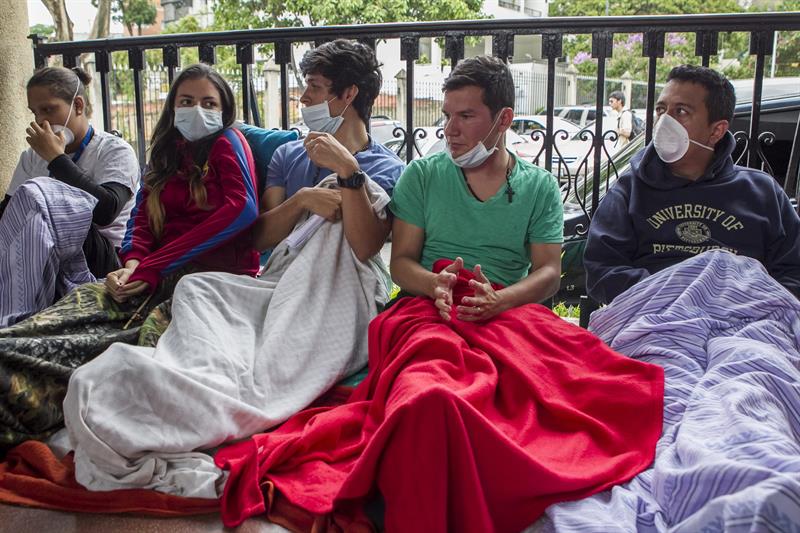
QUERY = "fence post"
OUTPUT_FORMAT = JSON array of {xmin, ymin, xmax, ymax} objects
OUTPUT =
[
  {"xmin": 565, "ymin": 64, "xmax": 578, "ymax": 106},
  {"xmin": 264, "ymin": 64, "xmax": 282, "ymax": 130},
  {"xmin": 395, "ymin": 69, "xmax": 407, "ymax": 128},
  {"xmin": 621, "ymin": 71, "xmax": 633, "ymax": 109}
]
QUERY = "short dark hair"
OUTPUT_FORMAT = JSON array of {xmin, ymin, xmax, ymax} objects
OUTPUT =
[
  {"xmin": 443, "ymin": 56, "xmax": 515, "ymax": 116},
  {"xmin": 609, "ymin": 90, "xmax": 625, "ymax": 105},
  {"xmin": 299, "ymin": 39, "xmax": 382, "ymax": 127},
  {"xmin": 27, "ymin": 66, "xmax": 92, "ymax": 111},
  {"xmin": 666, "ymin": 65, "xmax": 736, "ymax": 123}
]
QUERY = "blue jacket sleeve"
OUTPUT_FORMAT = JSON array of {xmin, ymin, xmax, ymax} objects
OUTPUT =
[{"xmin": 584, "ymin": 183, "xmax": 651, "ymax": 304}]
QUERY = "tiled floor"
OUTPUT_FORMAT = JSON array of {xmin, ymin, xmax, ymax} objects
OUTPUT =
[{"xmin": 0, "ymin": 504, "xmax": 290, "ymax": 532}]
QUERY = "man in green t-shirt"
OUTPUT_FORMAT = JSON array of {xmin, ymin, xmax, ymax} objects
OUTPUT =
[{"xmin": 390, "ymin": 55, "xmax": 564, "ymax": 321}]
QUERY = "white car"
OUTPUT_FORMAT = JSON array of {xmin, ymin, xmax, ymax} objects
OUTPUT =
[
  {"xmin": 383, "ymin": 127, "xmax": 539, "ymax": 163},
  {"xmin": 524, "ymin": 121, "xmax": 619, "ymax": 179},
  {"xmin": 290, "ymin": 116, "xmax": 403, "ymax": 145},
  {"xmin": 553, "ymin": 105, "xmax": 615, "ymax": 128},
  {"xmin": 510, "ymin": 115, "xmax": 581, "ymax": 140}
]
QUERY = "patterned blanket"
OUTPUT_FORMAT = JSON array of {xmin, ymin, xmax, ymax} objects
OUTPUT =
[{"xmin": 531, "ymin": 250, "xmax": 800, "ymax": 532}]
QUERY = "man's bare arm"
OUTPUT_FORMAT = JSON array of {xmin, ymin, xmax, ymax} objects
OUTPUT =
[{"xmin": 253, "ymin": 186, "xmax": 341, "ymax": 251}]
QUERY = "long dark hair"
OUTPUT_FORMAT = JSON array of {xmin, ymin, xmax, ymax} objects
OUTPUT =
[{"xmin": 145, "ymin": 63, "xmax": 236, "ymax": 238}]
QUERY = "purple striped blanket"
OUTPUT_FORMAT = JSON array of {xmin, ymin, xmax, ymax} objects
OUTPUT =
[{"xmin": 531, "ymin": 250, "xmax": 800, "ymax": 533}]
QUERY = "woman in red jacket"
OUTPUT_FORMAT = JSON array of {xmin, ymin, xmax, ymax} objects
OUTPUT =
[
  {"xmin": 106, "ymin": 63, "xmax": 259, "ymax": 302},
  {"xmin": 0, "ymin": 64, "xmax": 260, "ymax": 452}
]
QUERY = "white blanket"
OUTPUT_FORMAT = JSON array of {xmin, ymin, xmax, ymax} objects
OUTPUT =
[{"xmin": 63, "ymin": 175, "xmax": 391, "ymax": 499}]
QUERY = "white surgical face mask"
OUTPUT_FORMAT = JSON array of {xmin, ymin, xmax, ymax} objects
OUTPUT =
[
  {"xmin": 51, "ymin": 81, "xmax": 80, "ymax": 146},
  {"xmin": 446, "ymin": 111, "xmax": 504, "ymax": 169},
  {"xmin": 301, "ymin": 96, "xmax": 349, "ymax": 135},
  {"xmin": 174, "ymin": 105, "xmax": 224, "ymax": 142},
  {"xmin": 652, "ymin": 113, "xmax": 714, "ymax": 163}
]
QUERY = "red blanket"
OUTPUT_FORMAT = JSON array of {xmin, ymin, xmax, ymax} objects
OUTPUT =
[{"xmin": 216, "ymin": 264, "xmax": 665, "ymax": 531}]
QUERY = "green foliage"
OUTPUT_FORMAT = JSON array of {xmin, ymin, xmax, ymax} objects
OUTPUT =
[
  {"xmin": 213, "ymin": 0, "xmax": 484, "ymax": 29},
  {"xmin": 768, "ymin": 0, "xmax": 800, "ymax": 76},
  {"xmin": 552, "ymin": 302, "xmax": 581, "ymax": 319},
  {"xmin": 30, "ymin": 23, "xmax": 55, "ymax": 38},
  {"xmin": 550, "ymin": 0, "xmax": 799, "ymax": 79},
  {"xmin": 209, "ymin": 0, "xmax": 486, "ymax": 92},
  {"xmin": 112, "ymin": 0, "xmax": 158, "ymax": 35}
]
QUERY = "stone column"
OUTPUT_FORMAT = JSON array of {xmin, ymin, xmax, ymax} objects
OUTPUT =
[
  {"xmin": 263, "ymin": 64, "xmax": 281, "ymax": 129},
  {"xmin": 565, "ymin": 64, "xmax": 578, "ymax": 106},
  {"xmin": 0, "ymin": 0, "xmax": 33, "ymax": 196},
  {"xmin": 431, "ymin": 39, "xmax": 442, "ymax": 69},
  {"xmin": 621, "ymin": 70, "xmax": 633, "ymax": 109},
  {"xmin": 395, "ymin": 69, "xmax": 407, "ymax": 128}
]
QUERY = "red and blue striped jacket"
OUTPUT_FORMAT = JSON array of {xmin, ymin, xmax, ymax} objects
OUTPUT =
[{"xmin": 120, "ymin": 128, "xmax": 259, "ymax": 289}]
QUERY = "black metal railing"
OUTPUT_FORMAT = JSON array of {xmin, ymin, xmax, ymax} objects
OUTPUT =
[{"xmin": 29, "ymin": 13, "xmax": 800, "ymax": 221}]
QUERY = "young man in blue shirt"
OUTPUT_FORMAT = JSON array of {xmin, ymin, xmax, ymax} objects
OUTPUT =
[{"xmin": 253, "ymin": 39, "xmax": 404, "ymax": 262}]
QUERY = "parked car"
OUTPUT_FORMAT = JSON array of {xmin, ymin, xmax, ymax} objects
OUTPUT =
[
  {"xmin": 369, "ymin": 117, "xmax": 406, "ymax": 145},
  {"xmin": 384, "ymin": 127, "xmax": 539, "ymax": 162},
  {"xmin": 730, "ymin": 93, "xmax": 800, "ymax": 188},
  {"xmin": 553, "ymin": 105, "xmax": 614, "ymax": 128},
  {"xmin": 289, "ymin": 116, "xmax": 403, "ymax": 145},
  {"xmin": 510, "ymin": 115, "xmax": 581, "ymax": 139},
  {"xmin": 525, "ymin": 121, "xmax": 618, "ymax": 180},
  {"xmin": 554, "ymin": 93, "xmax": 800, "ymax": 306}
]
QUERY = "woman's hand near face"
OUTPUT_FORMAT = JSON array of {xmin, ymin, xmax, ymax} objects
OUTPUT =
[{"xmin": 26, "ymin": 121, "xmax": 66, "ymax": 162}]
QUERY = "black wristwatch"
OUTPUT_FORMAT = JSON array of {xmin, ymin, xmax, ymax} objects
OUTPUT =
[{"xmin": 337, "ymin": 169, "xmax": 367, "ymax": 189}]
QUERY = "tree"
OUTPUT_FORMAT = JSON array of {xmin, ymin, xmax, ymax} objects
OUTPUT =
[
  {"xmin": 88, "ymin": 0, "xmax": 113, "ymax": 39},
  {"xmin": 549, "ymin": 0, "xmax": 800, "ymax": 80},
  {"xmin": 213, "ymin": 0, "xmax": 484, "ymax": 29},
  {"xmin": 163, "ymin": 15, "xmax": 239, "ymax": 69},
  {"xmin": 766, "ymin": 0, "xmax": 800, "ymax": 76},
  {"xmin": 29, "ymin": 23, "xmax": 55, "ymax": 39},
  {"xmin": 212, "ymin": 0, "xmax": 486, "ymax": 88},
  {"xmin": 39, "ymin": 0, "xmax": 73, "ymax": 41},
  {"xmin": 112, "ymin": 0, "xmax": 158, "ymax": 36}
]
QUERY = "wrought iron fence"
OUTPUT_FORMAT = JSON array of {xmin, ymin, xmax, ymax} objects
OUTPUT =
[{"xmin": 29, "ymin": 13, "xmax": 800, "ymax": 225}]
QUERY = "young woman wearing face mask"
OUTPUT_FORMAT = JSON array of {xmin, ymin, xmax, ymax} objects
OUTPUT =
[
  {"xmin": 106, "ymin": 63, "xmax": 260, "ymax": 303},
  {"xmin": 0, "ymin": 67, "xmax": 140, "ymax": 327},
  {"xmin": 0, "ymin": 64, "xmax": 259, "ymax": 452}
]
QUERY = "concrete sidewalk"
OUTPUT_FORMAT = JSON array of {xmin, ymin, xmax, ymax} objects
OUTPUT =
[{"xmin": 0, "ymin": 503, "xmax": 290, "ymax": 532}]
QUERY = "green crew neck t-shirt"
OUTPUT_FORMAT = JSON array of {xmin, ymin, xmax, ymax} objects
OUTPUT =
[{"xmin": 389, "ymin": 151, "xmax": 564, "ymax": 287}]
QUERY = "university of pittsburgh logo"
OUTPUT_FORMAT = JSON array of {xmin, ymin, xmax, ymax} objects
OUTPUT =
[{"xmin": 676, "ymin": 221, "xmax": 711, "ymax": 244}]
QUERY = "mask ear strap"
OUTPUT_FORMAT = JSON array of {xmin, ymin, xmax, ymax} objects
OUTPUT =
[
  {"xmin": 689, "ymin": 139, "xmax": 715, "ymax": 153},
  {"xmin": 63, "ymin": 80, "xmax": 81, "ymax": 127},
  {"xmin": 483, "ymin": 108, "xmax": 507, "ymax": 148}
]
